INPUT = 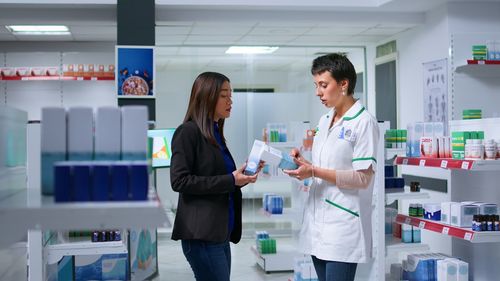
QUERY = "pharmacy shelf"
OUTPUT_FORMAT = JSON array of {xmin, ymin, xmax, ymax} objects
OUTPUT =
[
  {"xmin": 385, "ymin": 191, "xmax": 430, "ymax": 205},
  {"xmin": 396, "ymin": 214, "xmax": 500, "ymax": 243},
  {"xmin": 0, "ymin": 76, "xmax": 114, "ymax": 81},
  {"xmin": 0, "ymin": 188, "xmax": 170, "ymax": 249},
  {"xmin": 385, "ymin": 235, "xmax": 430, "ymax": 252},
  {"xmin": 250, "ymin": 245, "xmax": 296, "ymax": 273},
  {"xmin": 45, "ymin": 233, "xmax": 128, "ymax": 264},
  {"xmin": 454, "ymin": 60, "xmax": 500, "ymax": 77},
  {"xmin": 267, "ymin": 141, "xmax": 301, "ymax": 149},
  {"xmin": 394, "ymin": 156, "xmax": 500, "ymax": 171},
  {"xmin": 386, "ymin": 148, "xmax": 407, "ymax": 160}
]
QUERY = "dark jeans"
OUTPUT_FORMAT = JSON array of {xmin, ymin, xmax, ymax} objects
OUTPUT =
[
  {"xmin": 311, "ymin": 255, "xmax": 358, "ymax": 281},
  {"xmin": 181, "ymin": 239, "xmax": 231, "ymax": 281}
]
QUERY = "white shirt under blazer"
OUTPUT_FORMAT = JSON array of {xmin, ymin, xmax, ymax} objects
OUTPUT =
[{"xmin": 299, "ymin": 100, "xmax": 380, "ymax": 263}]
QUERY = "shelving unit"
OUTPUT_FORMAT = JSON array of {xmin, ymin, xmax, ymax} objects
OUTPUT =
[
  {"xmin": 250, "ymin": 245, "xmax": 297, "ymax": 273},
  {"xmin": 385, "ymin": 148, "xmax": 406, "ymax": 160},
  {"xmin": 395, "ymin": 214, "xmax": 500, "ymax": 243},
  {"xmin": 0, "ymin": 187, "xmax": 170, "ymax": 250},
  {"xmin": 385, "ymin": 190, "xmax": 429, "ymax": 205},
  {"xmin": 394, "ymin": 156, "xmax": 500, "ymax": 171},
  {"xmin": 385, "ymin": 235, "xmax": 430, "ymax": 252},
  {"xmin": 45, "ymin": 233, "xmax": 128, "ymax": 264}
]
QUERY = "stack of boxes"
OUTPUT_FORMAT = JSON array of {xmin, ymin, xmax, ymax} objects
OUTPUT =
[
  {"xmin": 245, "ymin": 140, "xmax": 298, "ymax": 176},
  {"xmin": 462, "ymin": 109, "xmax": 482, "ymax": 120},
  {"xmin": 390, "ymin": 253, "xmax": 469, "ymax": 281},
  {"xmin": 255, "ymin": 231, "xmax": 277, "ymax": 254},
  {"xmin": 451, "ymin": 131, "xmax": 484, "ymax": 159},
  {"xmin": 41, "ymin": 106, "xmax": 149, "ymax": 202},
  {"xmin": 472, "ymin": 45, "xmax": 488, "ymax": 61},
  {"xmin": 406, "ymin": 122, "xmax": 450, "ymax": 158},
  {"xmin": 385, "ymin": 129, "xmax": 407, "ymax": 149},
  {"xmin": 262, "ymin": 193, "xmax": 284, "ymax": 214}
]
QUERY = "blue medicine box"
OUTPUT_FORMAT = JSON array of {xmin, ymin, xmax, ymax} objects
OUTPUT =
[
  {"xmin": 130, "ymin": 161, "xmax": 148, "ymax": 200},
  {"xmin": 112, "ymin": 163, "xmax": 129, "ymax": 200},
  {"xmin": 73, "ymin": 163, "xmax": 91, "ymax": 201},
  {"xmin": 54, "ymin": 163, "xmax": 72, "ymax": 202},
  {"xmin": 92, "ymin": 163, "xmax": 111, "ymax": 201}
]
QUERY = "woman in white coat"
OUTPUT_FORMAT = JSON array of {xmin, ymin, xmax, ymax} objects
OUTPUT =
[{"xmin": 284, "ymin": 53, "xmax": 379, "ymax": 281}]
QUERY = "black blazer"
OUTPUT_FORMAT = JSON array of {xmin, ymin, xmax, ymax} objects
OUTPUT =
[{"xmin": 170, "ymin": 120, "xmax": 242, "ymax": 243}]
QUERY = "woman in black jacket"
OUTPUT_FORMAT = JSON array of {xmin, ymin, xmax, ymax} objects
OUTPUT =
[{"xmin": 170, "ymin": 72, "xmax": 260, "ymax": 281}]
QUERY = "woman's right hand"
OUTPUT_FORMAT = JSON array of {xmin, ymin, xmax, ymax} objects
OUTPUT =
[{"xmin": 290, "ymin": 148, "xmax": 311, "ymax": 165}]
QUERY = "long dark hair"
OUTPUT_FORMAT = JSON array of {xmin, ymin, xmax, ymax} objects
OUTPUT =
[
  {"xmin": 183, "ymin": 71, "xmax": 230, "ymax": 147},
  {"xmin": 311, "ymin": 53, "xmax": 357, "ymax": 95}
]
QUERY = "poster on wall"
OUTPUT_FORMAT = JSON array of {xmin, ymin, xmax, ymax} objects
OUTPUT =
[
  {"xmin": 423, "ymin": 59, "xmax": 448, "ymax": 125},
  {"xmin": 129, "ymin": 228, "xmax": 158, "ymax": 280},
  {"xmin": 116, "ymin": 46, "xmax": 155, "ymax": 97}
]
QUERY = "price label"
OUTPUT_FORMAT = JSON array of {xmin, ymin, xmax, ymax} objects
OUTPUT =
[
  {"xmin": 461, "ymin": 161, "xmax": 470, "ymax": 170},
  {"xmin": 405, "ymin": 217, "xmax": 412, "ymax": 225},
  {"xmin": 77, "ymin": 77, "xmax": 84, "ymax": 81},
  {"xmin": 464, "ymin": 232, "xmax": 473, "ymax": 241},
  {"xmin": 442, "ymin": 227, "xmax": 450, "ymax": 235},
  {"xmin": 441, "ymin": 160, "xmax": 448, "ymax": 169},
  {"xmin": 402, "ymin": 158, "xmax": 409, "ymax": 165},
  {"xmin": 419, "ymin": 159, "xmax": 426, "ymax": 166},
  {"xmin": 419, "ymin": 221, "xmax": 426, "ymax": 229},
  {"xmin": 478, "ymin": 60, "xmax": 486, "ymax": 65},
  {"xmin": 91, "ymin": 77, "xmax": 97, "ymax": 81}
]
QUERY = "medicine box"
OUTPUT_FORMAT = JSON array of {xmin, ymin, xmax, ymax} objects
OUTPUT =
[
  {"xmin": 423, "ymin": 203, "xmax": 441, "ymax": 221},
  {"xmin": 450, "ymin": 202, "xmax": 479, "ymax": 227},
  {"xmin": 67, "ymin": 107, "xmax": 93, "ymax": 161},
  {"xmin": 245, "ymin": 140, "xmax": 266, "ymax": 175},
  {"xmin": 437, "ymin": 259, "xmax": 458, "ymax": 281},
  {"xmin": 121, "ymin": 106, "xmax": 148, "ymax": 160},
  {"xmin": 441, "ymin": 202, "xmax": 454, "ymax": 225},
  {"xmin": 470, "ymin": 202, "xmax": 498, "ymax": 215},
  {"xmin": 95, "ymin": 107, "xmax": 121, "ymax": 160}
]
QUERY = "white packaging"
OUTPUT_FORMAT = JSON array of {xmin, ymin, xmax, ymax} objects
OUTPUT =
[
  {"xmin": 413, "ymin": 123, "xmax": 424, "ymax": 157},
  {"xmin": 245, "ymin": 140, "xmax": 266, "ymax": 175},
  {"xmin": 16, "ymin": 67, "xmax": 31, "ymax": 77},
  {"xmin": 121, "ymin": 106, "xmax": 148, "ymax": 159},
  {"xmin": 41, "ymin": 107, "xmax": 66, "ymax": 153},
  {"xmin": 441, "ymin": 202, "xmax": 454, "ymax": 225},
  {"xmin": 470, "ymin": 202, "xmax": 498, "ymax": 215},
  {"xmin": 67, "ymin": 107, "xmax": 93, "ymax": 159},
  {"xmin": 450, "ymin": 259, "xmax": 469, "ymax": 281},
  {"xmin": 437, "ymin": 259, "xmax": 457, "ymax": 281},
  {"xmin": 95, "ymin": 107, "xmax": 121, "ymax": 159},
  {"xmin": 423, "ymin": 203, "xmax": 441, "ymax": 220},
  {"xmin": 30, "ymin": 67, "xmax": 46, "ymax": 76},
  {"xmin": 433, "ymin": 122, "xmax": 445, "ymax": 137},
  {"xmin": 424, "ymin": 122, "xmax": 434, "ymax": 137},
  {"xmin": 46, "ymin": 66, "xmax": 59, "ymax": 76},
  {"xmin": 420, "ymin": 137, "xmax": 438, "ymax": 158},
  {"xmin": 445, "ymin": 136, "xmax": 451, "ymax": 158},
  {"xmin": 438, "ymin": 136, "xmax": 445, "ymax": 158},
  {"xmin": 0, "ymin": 67, "xmax": 16, "ymax": 77},
  {"xmin": 450, "ymin": 202, "xmax": 479, "ymax": 227}
]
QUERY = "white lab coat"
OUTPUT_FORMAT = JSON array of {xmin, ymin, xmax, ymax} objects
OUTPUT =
[{"xmin": 298, "ymin": 100, "xmax": 379, "ymax": 263}]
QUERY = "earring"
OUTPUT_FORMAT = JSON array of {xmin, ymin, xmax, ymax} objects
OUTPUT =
[{"xmin": 342, "ymin": 90, "xmax": 347, "ymax": 96}]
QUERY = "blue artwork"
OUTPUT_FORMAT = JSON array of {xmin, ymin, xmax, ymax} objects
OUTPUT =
[{"xmin": 117, "ymin": 47, "xmax": 154, "ymax": 96}]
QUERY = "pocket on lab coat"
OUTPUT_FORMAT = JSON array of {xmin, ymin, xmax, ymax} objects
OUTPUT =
[{"xmin": 321, "ymin": 196, "xmax": 361, "ymax": 248}]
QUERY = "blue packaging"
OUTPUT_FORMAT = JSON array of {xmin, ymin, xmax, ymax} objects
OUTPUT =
[
  {"xmin": 73, "ymin": 163, "xmax": 91, "ymax": 201},
  {"xmin": 279, "ymin": 153, "xmax": 298, "ymax": 170},
  {"xmin": 385, "ymin": 165, "xmax": 395, "ymax": 178},
  {"xmin": 92, "ymin": 163, "xmax": 110, "ymax": 201},
  {"xmin": 130, "ymin": 161, "xmax": 148, "ymax": 200},
  {"xmin": 111, "ymin": 162, "xmax": 129, "ymax": 201},
  {"xmin": 42, "ymin": 153, "xmax": 66, "ymax": 195},
  {"xmin": 114, "ymin": 230, "xmax": 121, "ymax": 241},
  {"xmin": 54, "ymin": 162, "xmax": 72, "ymax": 202},
  {"xmin": 92, "ymin": 231, "xmax": 99, "ymax": 242},
  {"xmin": 385, "ymin": 177, "xmax": 405, "ymax": 189}
]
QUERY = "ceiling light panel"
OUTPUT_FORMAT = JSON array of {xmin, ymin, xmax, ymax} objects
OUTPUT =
[{"xmin": 6, "ymin": 25, "xmax": 70, "ymax": 35}]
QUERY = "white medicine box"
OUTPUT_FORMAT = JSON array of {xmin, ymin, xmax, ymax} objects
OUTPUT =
[{"xmin": 450, "ymin": 203, "xmax": 479, "ymax": 227}]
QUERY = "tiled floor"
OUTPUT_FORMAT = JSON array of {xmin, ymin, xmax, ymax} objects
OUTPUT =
[{"xmin": 155, "ymin": 234, "xmax": 294, "ymax": 281}]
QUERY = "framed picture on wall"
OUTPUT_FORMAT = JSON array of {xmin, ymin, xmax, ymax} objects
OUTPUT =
[{"xmin": 116, "ymin": 46, "xmax": 155, "ymax": 97}]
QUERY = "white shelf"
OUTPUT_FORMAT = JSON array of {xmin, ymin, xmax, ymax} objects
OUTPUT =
[
  {"xmin": 0, "ymin": 188, "xmax": 170, "ymax": 249},
  {"xmin": 385, "ymin": 235, "xmax": 429, "ymax": 252},
  {"xmin": 454, "ymin": 63, "xmax": 500, "ymax": 77},
  {"xmin": 250, "ymin": 245, "xmax": 296, "ymax": 273},
  {"xmin": 267, "ymin": 141, "xmax": 301, "ymax": 149},
  {"xmin": 385, "ymin": 148, "xmax": 406, "ymax": 160},
  {"xmin": 45, "ymin": 233, "xmax": 128, "ymax": 264},
  {"xmin": 385, "ymin": 191, "xmax": 430, "ymax": 205}
]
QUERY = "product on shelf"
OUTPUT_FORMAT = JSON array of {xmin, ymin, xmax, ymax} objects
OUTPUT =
[
  {"xmin": 462, "ymin": 109, "xmax": 482, "ymax": 120},
  {"xmin": 423, "ymin": 203, "xmax": 441, "ymax": 221},
  {"xmin": 266, "ymin": 122, "xmax": 288, "ymax": 142},
  {"xmin": 91, "ymin": 230, "xmax": 122, "ymax": 242},
  {"xmin": 41, "ymin": 107, "xmax": 67, "ymax": 195},
  {"xmin": 410, "ymin": 181, "xmax": 421, "ymax": 192},
  {"xmin": 54, "ymin": 160, "xmax": 148, "ymax": 202},
  {"xmin": 68, "ymin": 107, "xmax": 94, "ymax": 161},
  {"xmin": 401, "ymin": 225, "xmax": 421, "ymax": 243},
  {"xmin": 441, "ymin": 202, "xmax": 453, "ymax": 225},
  {"xmin": 294, "ymin": 256, "xmax": 318, "ymax": 281},
  {"xmin": 385, "ymin": 129, "xmax": 407, "ymax": 149},
  {"xmin": 263, "ymin": 193, "xmax": 284, "ymax": 214},
  {"xmin": 95, "ymin": 107, "xmax": 121, "ymax": 161},
  {"xmin": 472, "ymin": 45, "xmax": 487, "ymax": 60},
  {"xmin": 437, "ymin": 258, "xmax": 469, "ymax": 281},
  {"xmin": 407, "ymin": 122, "xmax": 447, "ymax": 158},
  {"xmin": 401, "ymin": 253, "xmax": 469, "ymax": 281},
  {"xmin": 255, "ymin": 231, "xmax": 277, "ymax": 254},
  {"xmin": 450, "ymin": 202, "xmax": 479, "ymax": 227},
  {"xmin": 0, "ymin": 67, "xmax": 16, "ymax": 77},
  {"xmin": 385, "ymin": 177, "xmax": 405, "ymax": 192},
  {"xmin": 452, "ymin": 130, "xmax": 484, "ymax": 160}
]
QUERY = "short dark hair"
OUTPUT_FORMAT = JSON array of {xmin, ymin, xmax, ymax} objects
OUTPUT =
[
  {"xmin": 184, "ymin": 71, "xmax": 230, "ymax": 147},
  {"xmin": 311, "ymin": 53, "xmax": 357, "ymax": 95}
]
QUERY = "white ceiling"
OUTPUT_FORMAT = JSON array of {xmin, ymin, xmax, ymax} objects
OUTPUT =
[{"xmin": 0, "ymin": 0, "xmax": 497, "ymax": 71}]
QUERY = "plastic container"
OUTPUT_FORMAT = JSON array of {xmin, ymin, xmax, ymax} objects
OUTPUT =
[{"xmin": 424, "ymin": 203, "xmax": 442, "ymax": 221}]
